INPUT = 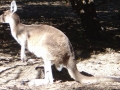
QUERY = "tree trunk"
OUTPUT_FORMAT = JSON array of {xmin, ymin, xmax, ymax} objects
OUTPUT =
[{"xmin": 69, "ymin": 0, "xmax": 102, "ymax": 40}]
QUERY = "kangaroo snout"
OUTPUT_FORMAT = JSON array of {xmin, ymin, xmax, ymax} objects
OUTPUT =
[{"xmin": 0, "ymin": 15, "xmax": 4, "ymax": 23}]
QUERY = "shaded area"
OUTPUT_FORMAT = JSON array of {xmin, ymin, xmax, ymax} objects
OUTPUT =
[
  {"xmin": 26, "ymin": 64, "xmax": 93, "ymax": 83},
  {"xmin": 0, "ymin": 0, "xmax": 120, "ymax": 61},
  {"xmin": 69, "ymin": 0, "xmax": 103, "ymax": 40}
]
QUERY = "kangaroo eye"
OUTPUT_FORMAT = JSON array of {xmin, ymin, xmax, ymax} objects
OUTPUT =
[{"xmin": 4, "ymin": 14, "xmax": 6, "ymax": 16}]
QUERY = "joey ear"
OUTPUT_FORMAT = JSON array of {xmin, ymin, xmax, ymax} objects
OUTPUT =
[{"xmin": 10, "ymin": 0, "xmax": 17, "ymax": 13}]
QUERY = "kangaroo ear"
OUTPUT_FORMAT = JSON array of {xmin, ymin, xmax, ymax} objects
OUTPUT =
[{"xmin": 10, "ymin": 0, "xmax": 17, "ymax": 13}]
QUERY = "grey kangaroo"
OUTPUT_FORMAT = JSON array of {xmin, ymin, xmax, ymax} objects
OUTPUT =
[{"xmin": 0, "ymin": 0, "xmax": 120, "ymax": 86}]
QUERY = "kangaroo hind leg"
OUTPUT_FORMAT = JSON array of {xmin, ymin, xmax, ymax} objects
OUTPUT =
[
  {"xmin": 44, "ymin": 60, "xmax": 54, "ymax": 83},
  {"xmin": 55, "ymin": 63, "xmax": 63, "ymax": 72},
  {"xmin": 28, "ymin": 60, "xmax": 54, "ymax": 86}
]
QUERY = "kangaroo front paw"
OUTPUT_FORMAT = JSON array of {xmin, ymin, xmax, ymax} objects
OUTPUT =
[{"xmin": 21, "ymin": 56, "xmax": 27, "ymax": 62}]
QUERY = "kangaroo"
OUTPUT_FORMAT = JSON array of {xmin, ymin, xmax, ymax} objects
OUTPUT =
[{"xmin": 0, "ymin": 1, "xmax": 120, "ymax": 86}]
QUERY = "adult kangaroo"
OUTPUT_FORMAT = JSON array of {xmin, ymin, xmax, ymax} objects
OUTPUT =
[{"xmin": 0, "ymin": 1, "xmax": 120, "ymax": 86}]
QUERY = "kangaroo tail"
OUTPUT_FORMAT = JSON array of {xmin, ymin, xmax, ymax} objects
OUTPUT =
[{"xmin": 66, "ymin": 59, "xmax": 120, "ymax": 84}]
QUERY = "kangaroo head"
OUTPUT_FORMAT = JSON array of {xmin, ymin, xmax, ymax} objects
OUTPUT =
[
  {"xmin": 0, "ymin": 0, "xmax": 19, "ymax": 24},
  {"xmin": 0, "ymin": 10, "xmax": 13, "ymax": 23}
]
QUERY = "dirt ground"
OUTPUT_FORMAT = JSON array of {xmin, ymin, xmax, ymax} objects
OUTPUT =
[{"xmin": 0, "ymin": 0, "xmax": 120, "ymax": 90}]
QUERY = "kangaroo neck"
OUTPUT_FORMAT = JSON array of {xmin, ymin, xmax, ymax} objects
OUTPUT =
[{"xmin": 9, "ymin": 19, "xmax": 21, "ymax": 43}]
